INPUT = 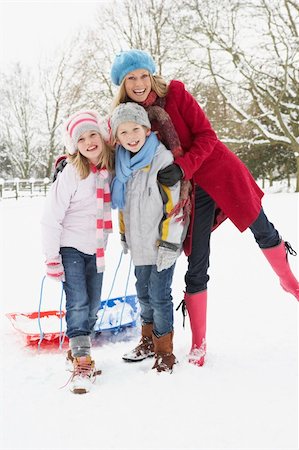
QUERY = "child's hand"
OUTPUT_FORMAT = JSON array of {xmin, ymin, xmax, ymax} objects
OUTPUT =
[
  {"xmin": 156, "ymin": 245, "xmax": 180, "ymax": 272},
  {"xmin": 46, "ymin": 257, "xmax": 65, "ymax": 282}
]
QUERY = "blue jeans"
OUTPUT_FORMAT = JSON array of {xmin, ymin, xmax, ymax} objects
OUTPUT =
[
  {"xmin": 135, "ymin": 264, "xmax": 175, "ymax": 337},
  {"xmin": 185, "ymin": 186, "xmax": 280, "ymax": 293},
  {"xmin": 60, "ymin": 247, "xmax": 103, "ymax": 339}
]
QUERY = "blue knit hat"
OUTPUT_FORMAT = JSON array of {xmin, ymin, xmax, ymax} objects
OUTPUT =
[{"xmin": 111, "ymin": 49, "xmax": 156, "ymax": 86}]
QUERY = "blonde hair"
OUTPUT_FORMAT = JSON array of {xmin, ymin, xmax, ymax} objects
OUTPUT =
[
  {"xmin": 111, "ymin": 74, "xmax": 169, "ymax": 110},
  {"xmin": 68, "ymin": 133, "xmax": 115, "ymax": 179}
]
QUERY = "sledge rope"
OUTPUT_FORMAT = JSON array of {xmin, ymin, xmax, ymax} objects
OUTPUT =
[
  {"xmin": 114, "ymin": 253, "xmax": 133, "ymax": 334},
  {"xmin": 58, "ymin": 283, "xmax": 66, "ymax": 349},
  {"xmin": 37, "ymin": 250, "xmax": 133, "ymax": 348},
  {"xmin": 37, "ymin": 275, "xmax": 64, "ymax": 351},
  {"xmin": 37, "ymin": 276, "xmax": 46, "ymax": 350},
  {"xmin": 96, "ymin": 250, "xmax": 133, "ymax": 334},
  {"xmin": 96, "ymin": 251, "xmax": 123, "ymax": 331}
]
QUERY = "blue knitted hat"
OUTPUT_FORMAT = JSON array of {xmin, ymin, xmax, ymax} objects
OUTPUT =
[{"xmin": 111, "ymin": 49, "xmax": 156, "ymax": 86}]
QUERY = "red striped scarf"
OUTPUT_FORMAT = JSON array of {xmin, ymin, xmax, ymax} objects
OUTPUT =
[{"xmin": 91, "ymin": 165, "xmax": 113, "ymax": 272}]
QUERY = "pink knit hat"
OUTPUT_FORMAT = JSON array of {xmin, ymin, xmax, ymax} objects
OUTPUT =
[{"xmin": 63, "ymin": 110, "xmax": 110, "ymax": 154}]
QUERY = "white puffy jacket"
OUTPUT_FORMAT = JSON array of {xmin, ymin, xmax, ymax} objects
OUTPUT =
[
  {"xmin": 41, "ymin": 162, "xmax": 109, "ymax": 261},
  {"xmin": 119, "ymin": 143, "xmax": 185, "ymax": 266}
]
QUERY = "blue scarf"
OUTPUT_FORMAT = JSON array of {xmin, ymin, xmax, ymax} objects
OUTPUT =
[{"xmin": 111, "ymin": 132, "xmax": 159, "ymax": 209}]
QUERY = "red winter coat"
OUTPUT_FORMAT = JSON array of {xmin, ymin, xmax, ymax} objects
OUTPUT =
[{"xmin": 163, "ymin": 80, "xmax": 264, "ymax": 255}]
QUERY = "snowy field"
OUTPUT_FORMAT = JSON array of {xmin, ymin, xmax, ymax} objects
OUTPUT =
[{"xmin": 0, "ymin": 191, "xmax": 298, "ymax": 450}]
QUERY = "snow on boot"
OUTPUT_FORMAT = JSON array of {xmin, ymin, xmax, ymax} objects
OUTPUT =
[
  {"xmin": 152, "ymin": 332, "xmax": 176, "ymax": 373},
  {"xmin": 122, "ymin": 323, "xmax": 155, "ymax": 362},
  {"xmin": 261, "ymin": 241, "xmax": 299, "ymax": 301},
  {"xmin": 69, "ymin": 355, "xmax": 96, "ymax": 394},
  {"xmin": 184, "ymin": 290, "xmax": 207, "ymax": 367}
]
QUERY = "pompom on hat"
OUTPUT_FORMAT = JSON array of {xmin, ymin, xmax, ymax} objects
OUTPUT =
[
  {"xmin": 111, "ymin": 49, "xmax": 156, "ymax": 86},
  {"xmin": 110, "ymin": 102, "xmax": 151, "ymax": 138},
  {"xmin": 63, "ymin": 110, "xmax": 110, "ymax": 155}
]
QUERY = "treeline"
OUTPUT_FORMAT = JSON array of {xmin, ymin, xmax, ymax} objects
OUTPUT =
[{"xmin": 0, "ymin": 0, "xmax": 298, "ymax": 190}]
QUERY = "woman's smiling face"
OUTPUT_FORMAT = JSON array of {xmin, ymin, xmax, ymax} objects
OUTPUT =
[{"xmin": 124, "ymin": 69, "xmax": 152, "ymax": 103}]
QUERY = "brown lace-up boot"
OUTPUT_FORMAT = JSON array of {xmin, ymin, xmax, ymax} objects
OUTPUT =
[
  {"xmin": 69, "ymin": 355, "xmax": 96, "ymax": 394},
  {"xmin": 152, "ymin": 331, "xmax": 176, "ymax": 373},
  {"xmin": 122, "ymin": 323, "xmax": 155, "ymax": 362}
]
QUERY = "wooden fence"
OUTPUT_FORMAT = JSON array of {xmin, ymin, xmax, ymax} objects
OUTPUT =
[{"xmin": 0, "ymin": 178, "xmax": 51, "ymax": 200}]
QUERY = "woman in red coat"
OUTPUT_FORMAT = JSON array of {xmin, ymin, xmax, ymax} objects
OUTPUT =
[{"xmin": 110, "ymin": 49, "xmax": 299, "ymax": 367}]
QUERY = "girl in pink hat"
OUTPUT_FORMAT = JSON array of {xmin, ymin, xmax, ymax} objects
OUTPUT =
[{"xmin": 41, "ymin": 110, "xmax": 114, "ymax": 394}]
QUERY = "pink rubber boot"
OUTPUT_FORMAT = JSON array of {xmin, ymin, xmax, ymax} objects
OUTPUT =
[
  {"xmin": 261, "ymin": 241, "xmax": 299, "ymax": 301},
  {"xmin": 184, "ymin": 290, "xmax": 207, "ymax": 366}
]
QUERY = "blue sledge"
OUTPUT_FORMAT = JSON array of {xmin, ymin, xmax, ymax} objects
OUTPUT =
[
  {"xmin": 94, "ymin": 294, "xmax": 139, "ymax": 333},
  {"xmin": 6, "ymin": 254, "xmax": 139, "ymax": 347}
]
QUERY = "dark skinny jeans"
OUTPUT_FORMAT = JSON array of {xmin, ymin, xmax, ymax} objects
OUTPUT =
[{"xmin": 185, "ymin": 186, "xmax": 280, "ymax": 293}]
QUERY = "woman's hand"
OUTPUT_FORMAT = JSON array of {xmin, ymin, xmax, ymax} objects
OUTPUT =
[{"xmin": 157, "ymin": 164, "xmax": 183, "ymax": 186}]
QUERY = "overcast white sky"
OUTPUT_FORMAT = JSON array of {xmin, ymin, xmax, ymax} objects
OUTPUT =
[{"xmin": 0, "ymin": 1, "xmax": 105, "ymax": 69}]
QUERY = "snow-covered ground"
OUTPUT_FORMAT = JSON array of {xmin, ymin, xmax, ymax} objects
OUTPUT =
[{"xmin": 0, "ymin": 192, "xmax": 298, "ymax": 450}]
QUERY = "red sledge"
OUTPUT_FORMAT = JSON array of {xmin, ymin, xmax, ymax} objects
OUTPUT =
[
  {"xmin": 6, "ymin": 310, "xmax": 68, "ymax": 348},
  {"xmin": 6, "ymin": 255, "xmax": 138, "ymax": 349}
]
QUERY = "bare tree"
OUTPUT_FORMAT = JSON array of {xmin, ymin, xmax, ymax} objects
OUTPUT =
[
  {"xmin": 74, "ymin": 31, "xmax": 117, "ymax": 114},
  {"xmin": 38, "ymin": 38, "xmax": 100, "ymax": 177},
  {"xmin": 174, "ymin": 0, "xmax": 299, "ymax": 190},
  {"xmin": 0, "ymin": 64, "xmax": 41, "ymax": 178},
  {"xmin": 84, "ymin": 0, "xmax": 187, "ymax": 96}
]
